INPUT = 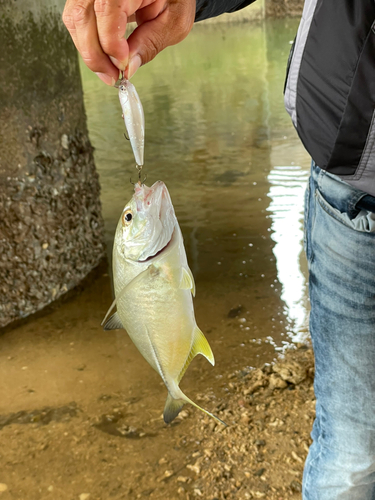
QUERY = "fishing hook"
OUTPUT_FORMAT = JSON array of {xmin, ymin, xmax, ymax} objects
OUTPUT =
[
  {"xmin": 124, "ymin": 132, "xmax": 130, "ymax": 141},
  {"xmin": 130, "ymin": 165, "xmax": 147, "ymax": 186},
  {"xmin": 114, "ymin": 70, "xmax": 124, "ymax": 89}
]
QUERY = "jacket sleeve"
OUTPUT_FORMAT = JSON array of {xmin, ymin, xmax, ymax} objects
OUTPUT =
[{"xmin": 195, "ymin": 0, "xmax": 257, "ymax": 22}]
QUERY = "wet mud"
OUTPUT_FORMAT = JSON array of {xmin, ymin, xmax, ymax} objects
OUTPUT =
[{"xmin": 0, "ymin": 402, "xmax": 79, "ymax": 430}]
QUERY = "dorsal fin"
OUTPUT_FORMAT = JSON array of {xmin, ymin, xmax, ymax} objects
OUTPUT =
[{"xmin": 177, "ymin": 326, "xmax": 214, "ymax": 383}]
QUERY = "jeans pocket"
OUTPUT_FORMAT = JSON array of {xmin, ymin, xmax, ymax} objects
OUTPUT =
[{"xmin": 315, "ymin": 188, "xmax": 375, "ymax": 233}]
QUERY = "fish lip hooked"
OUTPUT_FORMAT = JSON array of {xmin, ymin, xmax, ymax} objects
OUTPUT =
[{"xmin": 137, "ymin": 229, "xmax": 175, "ymax": 263}]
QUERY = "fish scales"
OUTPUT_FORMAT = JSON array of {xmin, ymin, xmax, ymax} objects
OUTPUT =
[{"xmin": 114, "ymin": 244, "xmax": 193, "ymax": 377}]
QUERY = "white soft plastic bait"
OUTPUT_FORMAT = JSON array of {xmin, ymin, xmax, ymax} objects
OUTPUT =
[{"xmin": 118, "ymin": 78, "xmax": 145, "ymax": 167}]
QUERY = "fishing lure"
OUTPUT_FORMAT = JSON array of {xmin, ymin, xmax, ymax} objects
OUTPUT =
[{"xmin": 118, "ymin": 78, "xmax": 145, "ymax": 168}]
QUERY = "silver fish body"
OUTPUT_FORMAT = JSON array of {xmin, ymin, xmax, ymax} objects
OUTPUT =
[
  {"xmin": 103, "ymin": 181, "xmax": 224, "ymax": 425},
  {"xmin": 118, "ymin": 79, "xmax": 144, "ymax": 166}
]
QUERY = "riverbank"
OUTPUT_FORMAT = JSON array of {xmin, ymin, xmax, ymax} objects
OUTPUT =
[
  {"xmin": 0, "ymin": 343, "xmax": 314, "ymax": 500},
  {"xmin": 178, "ymin": 343, "xmax": 314, "ymax": 500}
]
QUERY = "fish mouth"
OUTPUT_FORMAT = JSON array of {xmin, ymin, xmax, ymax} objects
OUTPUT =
[{"xmin": 137, "ymin": 229, "xmax": 174, "ymax": 263}]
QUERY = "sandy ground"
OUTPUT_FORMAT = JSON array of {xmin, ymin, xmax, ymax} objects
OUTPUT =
[{"xmin": 0, "ymin": 344, "xmax": 314, "ymax": 500}]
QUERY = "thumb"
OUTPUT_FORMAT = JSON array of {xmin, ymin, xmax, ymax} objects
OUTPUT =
[{"xmin": 126, "ymin": 0, "xmax": 195, "ymax": 78}]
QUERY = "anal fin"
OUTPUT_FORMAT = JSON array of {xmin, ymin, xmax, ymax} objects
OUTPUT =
[{"xmin": 192, "ymin": 326, "xmax": 214, "ymax": 365}]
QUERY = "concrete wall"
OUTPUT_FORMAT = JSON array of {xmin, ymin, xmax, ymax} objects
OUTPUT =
[{"xmin": 0, "ymin": 0, "xmax": 105, "ymax": 328}]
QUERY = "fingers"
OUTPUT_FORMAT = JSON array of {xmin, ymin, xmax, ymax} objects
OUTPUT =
[
  {"xmin": 126, "ymin": 0, "xmax": 195, "ymax": 78},
  {"xmin": 63, "ymin": 0, "xmax": 196, "ymax": 83},
  {"xmin": 134, "ymin": 0, "xmax": 167, "ymax": 24},
  {"xmin": 62, "ymin": 0, "xmax": 128, "ymax": 85},
  {"xmin": 94, "ymin": 0, "xmax": 131, "ymax": 70}
]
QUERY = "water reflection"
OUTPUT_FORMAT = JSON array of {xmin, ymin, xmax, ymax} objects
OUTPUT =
[{"xmin": 267, "ymin": 165, "xmax": 310, "ymax": 342}]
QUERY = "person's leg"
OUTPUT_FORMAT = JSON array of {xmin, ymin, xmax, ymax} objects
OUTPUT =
[{"xmin": 302, "ymin": 163, "xmax": 375, "ymax": 500}]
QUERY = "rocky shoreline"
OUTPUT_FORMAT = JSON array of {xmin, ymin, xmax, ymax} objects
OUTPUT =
[{"xmin": 169, "ymin": 344, "xmax": 315, "ymax": 500}]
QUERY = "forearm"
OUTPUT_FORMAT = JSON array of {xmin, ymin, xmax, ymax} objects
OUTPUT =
[{"xmin": 195, "ymin": 0, "xmax": 257, "ymax": 22}]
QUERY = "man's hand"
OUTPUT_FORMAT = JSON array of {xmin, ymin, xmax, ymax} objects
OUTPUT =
[{"xmin": 62, "ymin": 0, "xmax": 196, "ymax": 85}]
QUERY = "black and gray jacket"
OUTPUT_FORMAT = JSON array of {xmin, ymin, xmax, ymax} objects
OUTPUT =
[{"xmin": 196, "ymin": 0, "xmax": 375, "ymax": 196}]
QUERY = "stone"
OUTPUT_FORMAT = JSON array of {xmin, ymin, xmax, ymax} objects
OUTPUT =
[
  {"xmin": 254, "ymin": 468, "xmax": 266, "ymax": 477},
  {"xmin": 240, "ymin": 413, "xmax": 250, "ymax": 425},
  {"xmin": 273, "ymin": 361, "xmax": 306, "ymax": 385},
  {"xmin": 268, "ymin": 374, "xmax": 288, "ymax": 391},
  {"xmin": 186, "ymin": 463, "xmax": 201, "ymax": 474},
  {"xmin": 290, "ymin": 480, "xmax": 302, "ymax": 492},
  {"xmin": 243, "ymin": 369, "xmax": 267, "ymax": 395},
  {"xmin": 61, "ymin": 134, "xmax": 69, "ymax": 149},
  {"xmin": 255, "ymin": 439, "xmax": 266, "ymax": 447}
]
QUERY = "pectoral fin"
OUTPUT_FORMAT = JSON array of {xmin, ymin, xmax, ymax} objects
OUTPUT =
[
  {"xmin": 101, "ymin": 297, "xmax": 117, "ymax": 327},
  {"xmin": 103, "ymin": 312, "xmax": 124, "ymax": 331},
  {"xmin": 179, "ymin": 267, "xmax": 196, "ymax": 297},
  {"xmin": 101, "ymin": 265, "xmax": 157, "ymax": 330}
]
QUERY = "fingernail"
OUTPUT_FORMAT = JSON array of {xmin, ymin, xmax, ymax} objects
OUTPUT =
[
  {"xmin": 128, "ymin": 55, "xmax": 142, "ymax": 79},
  {"xmin": 109, "ymin": 56, "xmax": 127, "ymax": 71},
  {"xmin": 95, "ymin": 73, "xmax": 116, "ymax": 86}
]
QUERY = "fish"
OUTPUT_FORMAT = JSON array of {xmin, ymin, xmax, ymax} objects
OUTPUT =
[
  {"xmin": 102, "ymin": 181, "xmax": 225, "ymax": 425},
  {"xmin": 118, "ymin": 78, "xmax": 145, "ymax": 167}
]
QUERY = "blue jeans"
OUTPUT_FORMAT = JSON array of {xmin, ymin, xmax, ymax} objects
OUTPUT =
[{"xmin": 302, "ymin": 163, "xmax": 375, "ymax": 499}]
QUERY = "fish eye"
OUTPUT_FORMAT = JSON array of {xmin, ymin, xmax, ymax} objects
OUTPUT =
[{"xmin": 122, "ymin": 209, "xmax": 133, "ymax": 226}]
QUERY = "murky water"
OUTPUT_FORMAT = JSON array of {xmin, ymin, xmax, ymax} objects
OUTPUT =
[{"xmin": 0, "ymin": 18, "xmax": 311, "ymax": 499}]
